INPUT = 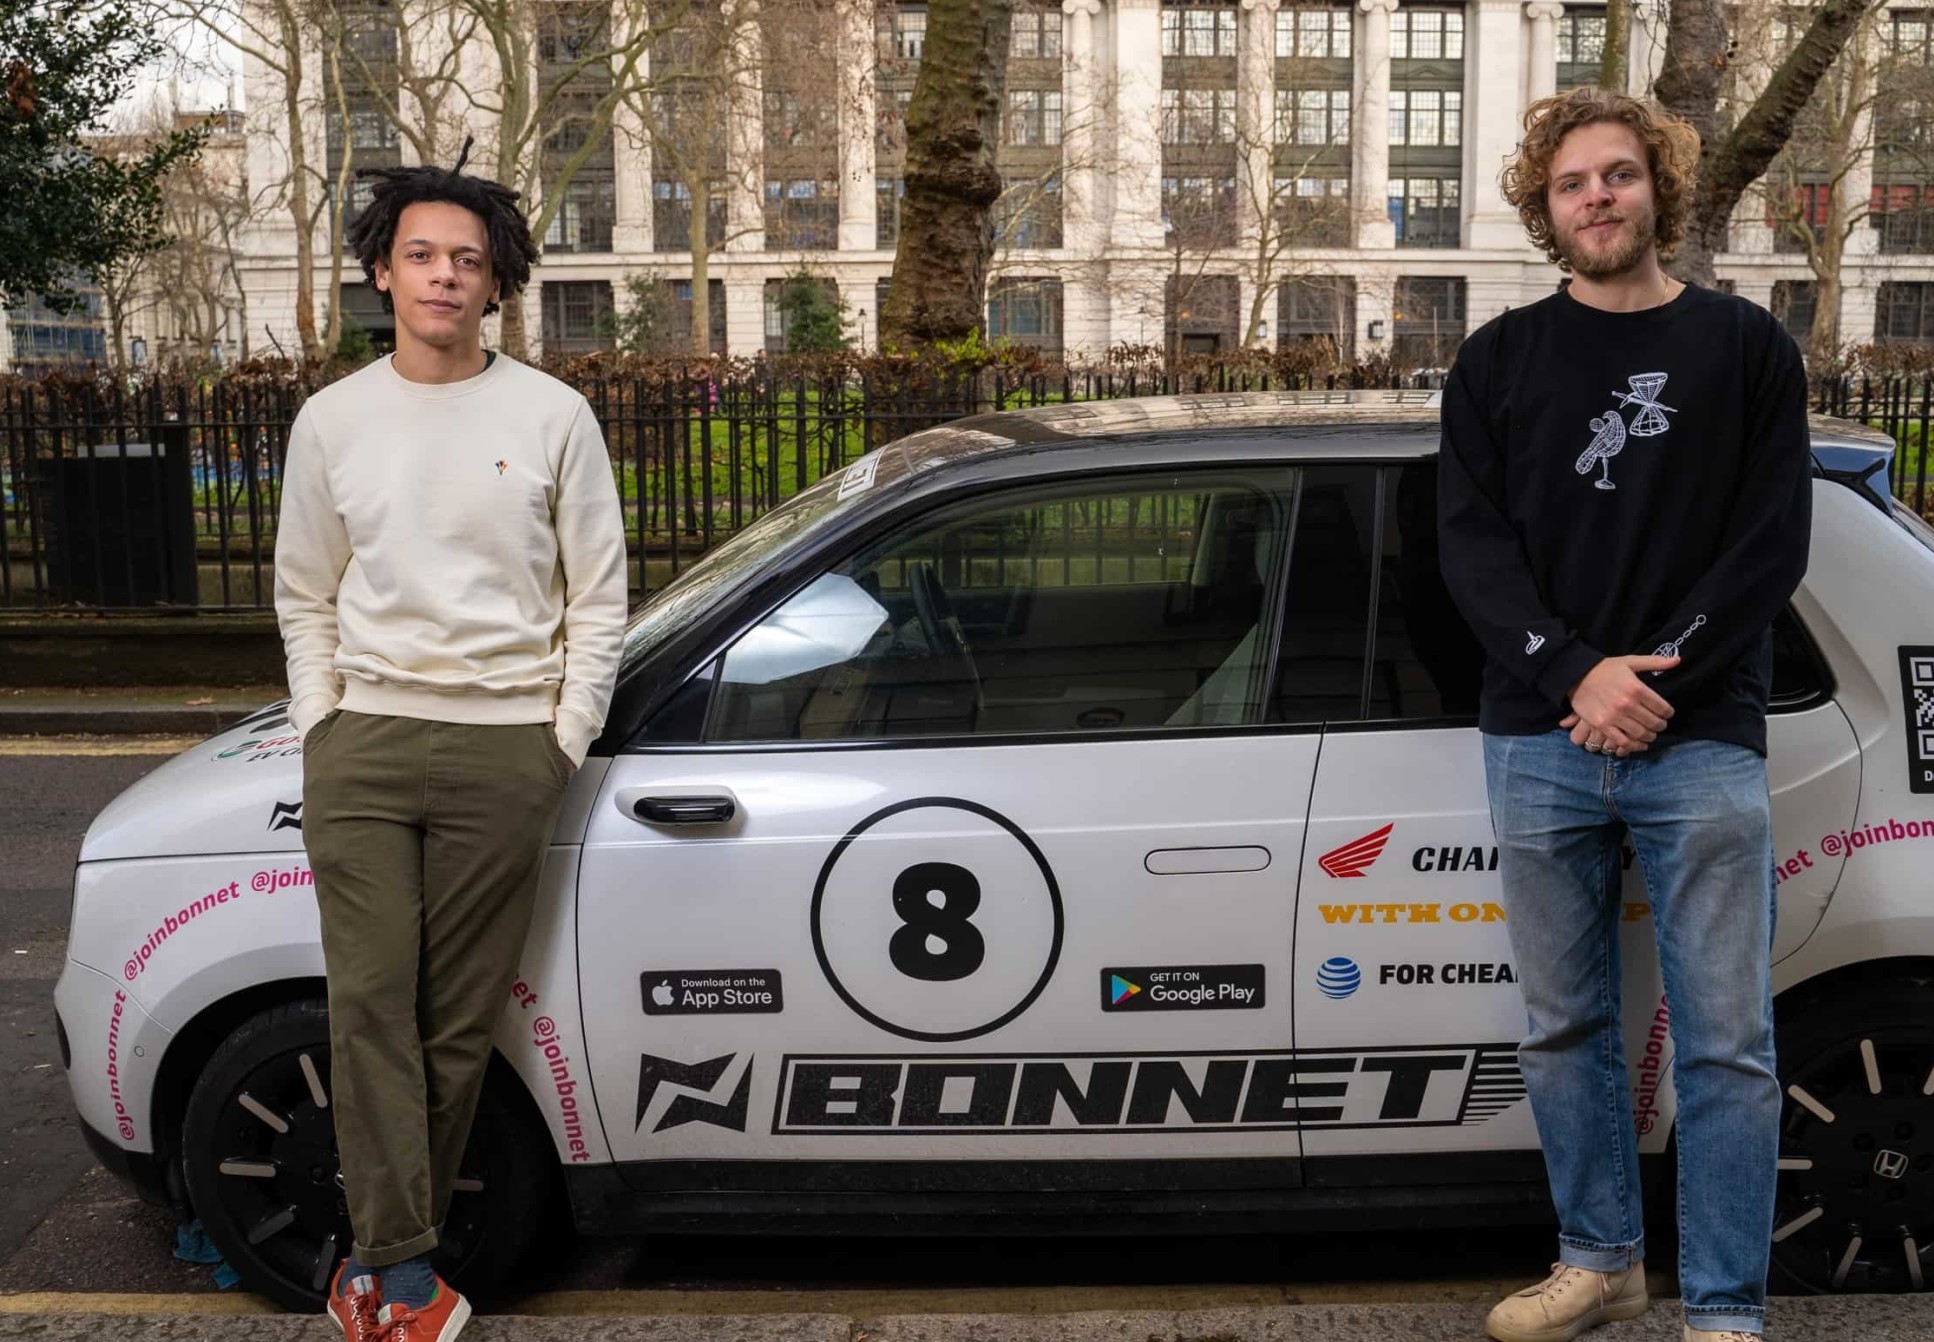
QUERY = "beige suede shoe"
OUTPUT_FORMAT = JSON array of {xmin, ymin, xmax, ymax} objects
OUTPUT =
[{"xmin": 1485, "ymin": 1262, "xmax": 1648, "ymax": 1342}]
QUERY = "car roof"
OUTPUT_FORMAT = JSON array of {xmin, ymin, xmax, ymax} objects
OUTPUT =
[{"xmin": 889, "ymin": 390, "xmax": 1897, "ymax": 479}]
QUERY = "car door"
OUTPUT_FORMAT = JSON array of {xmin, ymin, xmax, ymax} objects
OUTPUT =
[
  {"xmin": 577, "ymin": 462, "xmax": 1321, "ymax": 1190},
  {"xmin": 1290, "ymin": 461, "xmax": 1862, "ymax": 1169}
]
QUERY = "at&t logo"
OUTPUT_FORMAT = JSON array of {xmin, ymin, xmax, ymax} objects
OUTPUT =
[{"xmin": 1316, "ymin": 956, "xmax": 1361, "ymax": 1000}]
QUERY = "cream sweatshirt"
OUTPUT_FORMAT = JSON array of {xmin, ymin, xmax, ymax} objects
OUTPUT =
[{"xmin": 273, "ymin": 354, "xmax": 628, "ymax": 765}]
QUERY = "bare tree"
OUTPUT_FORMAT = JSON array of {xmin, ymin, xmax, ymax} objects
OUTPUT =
[{"xmin": 1655, "ymin": 0, "xmax": 1885, "ymax": 285}]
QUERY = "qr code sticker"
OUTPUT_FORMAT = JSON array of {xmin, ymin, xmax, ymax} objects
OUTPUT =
[{"xmin": 1900, "ymin": 648, "xmax": 1934, "ymax": 793}]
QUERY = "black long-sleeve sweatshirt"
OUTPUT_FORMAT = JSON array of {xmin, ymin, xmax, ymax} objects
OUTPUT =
[{"xmin": 1437, "ymin": 282, "xmax": 1813, "ymax": 756}]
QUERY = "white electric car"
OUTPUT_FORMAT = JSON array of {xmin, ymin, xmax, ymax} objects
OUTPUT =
[{"xmin": 55, "ymin": 391, "xmax": 1934, "ymax": 1308}]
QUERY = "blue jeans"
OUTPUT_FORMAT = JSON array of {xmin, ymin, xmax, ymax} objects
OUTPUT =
[{"xmin": 1482, "ymin": 729, "xmax": 1780, "ymax": 1336}]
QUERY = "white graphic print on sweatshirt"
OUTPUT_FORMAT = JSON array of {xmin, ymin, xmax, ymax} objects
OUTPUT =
[{"xmin": 1574, "ymin": 372, "xmax": 1677, "ymax": 491}]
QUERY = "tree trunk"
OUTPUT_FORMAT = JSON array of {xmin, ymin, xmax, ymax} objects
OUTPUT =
[
  {"xmin": 1601, "ymin": 0, "xmax": 1630, "ymax": 94},
  {"xmin": 276, "ymin": 3, "xmax": 322, "ymax": 361},
  {"xmin": 879, "ymin": 0, "xmax": 1015, "ymax": 350},
  {"xmin": 1657, "ymin": 0, "xmax": 1882, "ymax": 286},
  {"xmin": 690, "ymin": 179, "xmax": 713, "ymax": 356}
]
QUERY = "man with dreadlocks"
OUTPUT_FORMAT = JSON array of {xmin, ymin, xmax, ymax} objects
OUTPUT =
[{"xmin": 274, "ymin": 140, "xmax": 627, "ymax": 1342}]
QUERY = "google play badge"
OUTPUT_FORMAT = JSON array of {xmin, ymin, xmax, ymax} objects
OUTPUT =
[{"xmin": 1110, "ymin": 974, "xmax": 1141, "ymax": 1006}]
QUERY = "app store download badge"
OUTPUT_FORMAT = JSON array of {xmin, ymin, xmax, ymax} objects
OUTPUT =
[
  {"xmin": 1099, "ymin": 964, "xmax": 1264, "ymax": 1012},
  {"xmin": 640, "ymin": 968, "xmax": 784, "ymax": 1015}
]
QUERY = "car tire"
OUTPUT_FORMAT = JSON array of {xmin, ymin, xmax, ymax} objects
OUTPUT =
[
  {"xmin": 1771, "ymin": 971, "xmax": 1934, "ymax": 1293},
  {"xmin": 180, "ymin": 998, "xmax": 555, "ymax": 1310}
]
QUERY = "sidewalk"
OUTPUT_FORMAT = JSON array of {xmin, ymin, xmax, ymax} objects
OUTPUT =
[
  {"xmin": 2, "ymin": 1296, "xmax": 1932, "ymax": 1340},
  {"xmin": 0, "ymin": 687, "xmax": 284, "ymax": 739}
]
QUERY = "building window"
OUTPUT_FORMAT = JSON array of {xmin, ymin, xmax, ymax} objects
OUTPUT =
[
  {"xmin": 325, "ymin": 109, "xmax": 400, "ymax": 153},
  {"xmin": 1390, "ymin": 177, "xmax": 1461, "ymax": 246},
  {"xmin": 1275, "ymin": 174, "xmax": 1352, "ymax": 247},
  {"xmin": 1878, "ymin": 281, "xmax": 1934, "ymax": 344},
  {"xmin": 764, "ymin": 178, "xmax": 840, "ymax": 250},
  {"xmin": 1163, "ymin": 175, "xmax": 1239, "ymax": 248},
  {"xmin": 877, "ymin": 87, "xmax": 914, "ymax": 152},
  {"xmin": 1007, "ymin": 89, "xmax": 1064, "ymax": 145},
  {"xmin": 1390, "ymin": 9, "xmax": 1464, "ymax": 60},
  {"xmin": 987, "ymin": 277, "xmax": 1064, "ymax": 357},
  {"xmin": 1277, "ymin": 276, "xmax": 1355, "ymax": 360},
  {"xmin": 1276, "ymin": 88, "xmax": 1350, "ymax": 146},
  {"xmin": 1162, "ymin": 5, "xmax": 1239, "ymax": 57},
  {"xmin": 1771, "ymin": 280, "xmax": 1818, "ymax": 341},
  {"xmin": 1392, "ymin": 276, "xmax": 1466, "ymax": 367},
  {"xmin": 652, "ymin": 179, "xmax": 727, "ymax": 253},
  {"xmin": 877, "ymin": 5, "xmax": 926, "ymax": 62},
  {"xmin": 1557, "ymin": 9, "xmax": 1605, "ymax": 88},
  {"xmin": 1389, "ymin": 89, "xmax": 1462, "ymax": 147},
  {"xmin": 1874, "ymin": 184, "xmax": 1934, "ymax": 254},
  {"xmin": 1556, "ymin": 11, "xmax": 1604, "ymax": 63},
  {"xmin": 540, "ymin": 280, "xmax": 614, "ymax": 354},
  {"xmin": 1012, "ymin": 8, "xmax": 1063, "ymax": 58},
  {"xmin": 543, "ymin": 177, "xmax": 614, "ymax": 253},
  {"xmin": 877, "ymin": 176, "xmax": 904, "ymax": 249},
  {"xmin": 995, "ymin": 177, "xmax": 1064, "ymax": 248},
  {"xmin": 1890, "ymin": 11, "xmax": 1933, "ymax": 64},
  {"xmin": 1772, "ymin": 182, "xmax": 1830, "ymax": 255},
  {"xmin": 657, "ymin": 278, "xmax": 728, "ymax": 353},
  {"xmin": 1162, "ymin": 88, "xmax": 1238, "ymax": 144},
  {"xmin": 1277, "ymin": 8, "xmax": 1351, "ymax": 58},
  {"xmin": 1166, "ymin": 273, "xmax": 1241, "ymax": 354},
  {"xmin": 763, "ymin": 275, "xmax": 842, "ymax": 354}
]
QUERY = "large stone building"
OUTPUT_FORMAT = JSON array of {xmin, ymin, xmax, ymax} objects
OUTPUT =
[{"xmin": 82, "ymin": 2, "xmax": 1934, "ymax": 365}]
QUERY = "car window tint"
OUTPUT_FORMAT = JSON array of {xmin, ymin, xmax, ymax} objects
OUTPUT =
[
  {"xmin": 705, "ymin": 469, "xmax": 1298, "ymax": 743},
  {"xmin": 1274, "ymin": 464, "xmax": 1376, "ymax": 724},
  {"xmin": 1769, "ymin": 607, "xmax": 1830, "ymax": 710},
  {"xmin": 1366, "ymin": 461, "xmax": 1484, "ymax": 722}
]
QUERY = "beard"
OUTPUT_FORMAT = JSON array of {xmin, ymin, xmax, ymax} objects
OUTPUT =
[{"xmin": 1555, "ymin": 205, "xmax": 1656, "ymax": 279}]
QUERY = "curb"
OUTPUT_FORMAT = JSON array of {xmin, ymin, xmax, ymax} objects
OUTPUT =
[{"xmin": 0, "ymin": 707, "xmax": 262, "ymax": 738}]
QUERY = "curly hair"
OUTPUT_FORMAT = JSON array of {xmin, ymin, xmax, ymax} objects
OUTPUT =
[
  {"xmin": 1499, "ymin": 87, "xmax": 1701, "ymax": 266},
  {"xmin": 345, "ymin": 137, "xmax": 540, "ymax": 317}
]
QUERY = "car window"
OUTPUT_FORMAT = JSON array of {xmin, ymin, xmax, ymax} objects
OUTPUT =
[
  {"xmin": 705, "ymin": 469, "xmax": 1298, "ymax": 743},
  {"xmin": 1274, "ymin": 462, "xmax": 1482, "ymax": 725}
]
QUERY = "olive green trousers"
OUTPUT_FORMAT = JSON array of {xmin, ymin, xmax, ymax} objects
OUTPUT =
[{"xmin": 302, "ymin": 709, "xmax": 572, "ymax": 1266}]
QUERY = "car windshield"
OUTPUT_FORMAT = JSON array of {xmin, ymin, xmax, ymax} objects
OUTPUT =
[{"xmin": 619, "ymin": 452, "xmax": 903, "ymax": 675}]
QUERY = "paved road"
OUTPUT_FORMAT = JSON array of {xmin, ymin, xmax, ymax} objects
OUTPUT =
[{"xmin": 5, "ymin": 743, "xmax": 1932, "ymax": 1341}]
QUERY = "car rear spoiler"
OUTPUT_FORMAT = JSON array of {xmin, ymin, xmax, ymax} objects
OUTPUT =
[{"xmin": 1812, "ymin": 442, "xmax": 1895, "ymax": 515}]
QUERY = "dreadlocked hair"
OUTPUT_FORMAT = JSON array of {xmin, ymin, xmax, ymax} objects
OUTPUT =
[{"xmin": 346, "ymin": 136, "xmax": 539, "ymax": 317}]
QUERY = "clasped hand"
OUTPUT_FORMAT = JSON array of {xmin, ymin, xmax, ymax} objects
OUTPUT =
[{"xmin": 1559, "ymin": 655, "xmax": 1679, "ymax": 757}]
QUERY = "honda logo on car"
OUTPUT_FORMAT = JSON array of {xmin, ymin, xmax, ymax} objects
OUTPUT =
[
  {"xmin": 1319, "ymin": 824, "xmax": 1392, "ymax": 878},
  {"xmin": 773, "ymin": 1046, "xmax": 1523, "ymax": 1132}
]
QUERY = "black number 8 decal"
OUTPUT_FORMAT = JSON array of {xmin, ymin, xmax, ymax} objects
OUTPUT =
[{"xmin": 889, "ymin": 861, "xmax": 986, "ymax": 981}]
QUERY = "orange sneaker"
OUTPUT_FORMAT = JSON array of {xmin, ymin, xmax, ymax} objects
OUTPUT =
[
  {"xmin": 325, "ymin": 1262, "xmax": 384, "ymax": 1342},
  {"xmin": 375, "ymin": 1279, "xmax": 470, "ymax": 1342}
]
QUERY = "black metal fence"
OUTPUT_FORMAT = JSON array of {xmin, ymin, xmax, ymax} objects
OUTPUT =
[{"xmin": 4, "ymin": 366, "xmax": 1930, "ymax": 614}]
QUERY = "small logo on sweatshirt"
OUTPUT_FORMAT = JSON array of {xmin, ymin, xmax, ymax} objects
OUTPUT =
[
  {"xmin": 1525, "ymin": 632, "xmax": 1545, "ymax": 656},
  {"xmin": 1650, "ymin": 614, "xmax": 1706, "ymax": 672},
  {"xmin": 494, "ymin": 459, "xmax": 508, "ymax": 475}
]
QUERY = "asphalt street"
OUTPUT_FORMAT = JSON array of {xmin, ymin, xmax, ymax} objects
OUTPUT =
[{"xmin": 4, "ymin": 743, "xmax": 1934, "ymax": 1339}]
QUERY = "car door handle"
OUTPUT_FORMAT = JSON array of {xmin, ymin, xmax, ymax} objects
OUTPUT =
[{"xmin": 630, "ymin": 794, "xmax": 737, "ymax": 825}]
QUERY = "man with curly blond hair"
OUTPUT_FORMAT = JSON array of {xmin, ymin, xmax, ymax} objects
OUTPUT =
[{"xmin": 1437, "ymin": 88, "xmax": 1812, "ymax": 1342}]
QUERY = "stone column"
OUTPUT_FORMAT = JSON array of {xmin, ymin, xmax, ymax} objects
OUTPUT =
[
  {"xmin": 1352, "ymin": 0, "xmax": 1397, "ymax": 250},
  {"xmin": 724, "ymin": 0, "xmax": 766, "ymax": 253},
  {"xmin": 1464, "ymin": 0, "xmax": 1528, "ymax": 250},
  {"xmin": 1111, "ymin": 0, "xmax": 1165, "ymax": 250},
  {"xmin": 1236, "ymin": 0, "xmax": 1280, "ymax": 252},
  {"xmin": 837, "ymin": 0, "xmax": 879, "ymax": 251},
  {"xmin": 612, "ymin": 91, "xmax": 654, "ymax": 254},
  {"xmin": 1062, "ymin": 0, "xmax": 1106, "ymax": 258},
  {"xmin": 725, "ymin": 277, "xmax": 767, "ymax": 353},
  {"xmin": 1843, "ymin": 20, "xmax": 1879, "ymax": 261},
  {"xmin": 1524, "ymin": 1, "xmax": 1563, "ymax": 104}
]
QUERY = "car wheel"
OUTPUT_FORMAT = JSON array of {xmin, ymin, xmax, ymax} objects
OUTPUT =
[
  {"xmin": 180, "ymin": 998, "xmax": 554, "ymax": 1310},
  {"xmin": 1772, "ymin": 972, "xmax": 1934, "ymax": 1293}
]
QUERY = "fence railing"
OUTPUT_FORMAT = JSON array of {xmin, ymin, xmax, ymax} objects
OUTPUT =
[{"xmin": 4, "ymin": 366, "xmax": 1929, "ymax": 614}]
